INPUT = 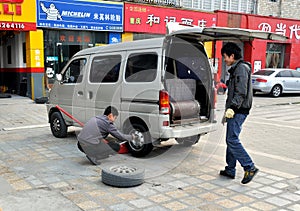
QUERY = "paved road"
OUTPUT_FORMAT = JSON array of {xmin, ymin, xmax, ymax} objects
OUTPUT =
[{"xmin": 0, "ymin": 94, "xmax": 299, "ymax": 211}]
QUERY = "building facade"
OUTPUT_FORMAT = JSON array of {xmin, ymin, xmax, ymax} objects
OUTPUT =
[
  {"xmin": 257, "ymin": 0, "xmax": 300, "ymax": 19},
  {"xmin": 0, "ymin": 0, "xmax": 44, "ymax": 98},
  {"xmin": 215, "ymin": 10, "xmax": 300, "ymax": 82},
  {"xmin": 36, "ymin": 0, "xmax": 123, "ymax": 90},
  {"xmin": 181, "ymin": 0, "xmax": 257, "ymax": 14}
]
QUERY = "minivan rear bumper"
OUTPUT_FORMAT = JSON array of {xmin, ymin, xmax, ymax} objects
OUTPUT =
[{"xmin": 160, "ymin": 121, "xmax": 217, "ymax": 139}]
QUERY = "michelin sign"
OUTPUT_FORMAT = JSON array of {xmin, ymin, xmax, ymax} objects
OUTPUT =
[{"xmin": 37, "ymin": 0, "xmax": 123, "ymax": 32}]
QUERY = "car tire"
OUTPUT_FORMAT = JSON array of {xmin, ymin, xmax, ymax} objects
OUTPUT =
[
  {"xmin": 177, "ymin": 134, "xmax": 200, "ymax": 146},
  {"xmin": 101, "ymin": 165, "xmax": 145, "ymax": 187},
  {"xmin": 50, "ymin": 111, "xmax": 68, "ymax": 138},
  {"xmin": 125, "ymin": 122, "xmax": 153, "ymax": 157},
  {"xmin": 270, "ymin": 85, "xmax": 282, "ymax": 97},
  {"xmin": 35, "ymin": 97, "xmax": 48, "ymax": 104},
  {"xmin": 0, "ymin": 93, "xmax": 11, "ymax": 98}
]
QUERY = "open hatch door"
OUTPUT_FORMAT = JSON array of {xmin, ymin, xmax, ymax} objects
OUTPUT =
[{"xmin": 166, "ymin": 23, "xmax": 288, "ymax": 42}]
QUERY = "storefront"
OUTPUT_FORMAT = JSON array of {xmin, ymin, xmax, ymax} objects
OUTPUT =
[
  {"xmin": 123, "ymin": 3, "xmax": 217, "ymax": 42},
  {"xmin": 215, "ymin": 11, "xmax": 300, "ymax": 82},
  {"xmin": 0, "ymin": 0, "xmax": 39, "ymax": 97},
  {"xmin": 36, "ymin": 0, "xmax": 123, "ymax": 89}
]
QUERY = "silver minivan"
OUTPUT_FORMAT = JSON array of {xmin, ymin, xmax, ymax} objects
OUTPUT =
[{"xmin": 47, "ymin": 25, "xmax": 286, "ymax": 157}]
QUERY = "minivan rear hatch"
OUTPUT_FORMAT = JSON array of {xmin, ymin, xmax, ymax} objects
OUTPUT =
[
  {"xmin": 163, "ymin": 24, "xmax": 287, "ymax": 125},
  {"xmin": 166, "ymin": 23, "xmax": 288, "ymax": 42}
]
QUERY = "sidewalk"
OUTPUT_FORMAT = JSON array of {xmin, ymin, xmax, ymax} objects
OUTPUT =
[
  {"xmin": 0, "ymin": 95, "xmax": 48, "ymax": 130},
  {"xmin": 0, "ymin": 95, "xmax": 299, "ymax": 211}
]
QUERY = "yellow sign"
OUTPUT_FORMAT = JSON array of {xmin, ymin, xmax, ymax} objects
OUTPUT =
[{"xmin": 0, "ymin": 0, "xmax": 37, "ymax": 30}]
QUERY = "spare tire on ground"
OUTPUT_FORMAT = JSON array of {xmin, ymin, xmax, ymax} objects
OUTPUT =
[{"xmin": 101, "ymin": 165, "xmax": 145, "ymax": 187}]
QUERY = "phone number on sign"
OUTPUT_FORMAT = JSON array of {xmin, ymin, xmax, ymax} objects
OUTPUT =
[{"xmin": 1, "ymin": 22, "xmax": 25, "ymax": 29}]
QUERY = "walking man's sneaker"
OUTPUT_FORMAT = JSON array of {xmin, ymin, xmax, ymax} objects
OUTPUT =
[
  {"xmin": 220, "ymin": 170, "xmax": 235, "ymax": 179},
  {"xmin": 241, "ymin": 167, "xmax": 259, "ymax": 184}
]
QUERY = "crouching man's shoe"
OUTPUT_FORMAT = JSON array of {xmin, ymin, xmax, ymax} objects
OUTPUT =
[
  {"xmin": 241, "ymin": 167, "xmax": 259, "ymax": 184},
  {"xmin": 220, "ymin": 170, "xmax": 235, "ymax": 179},
  {"xmin": 86, "ymin": 155, "xmax": 101, "ymax": 165}
]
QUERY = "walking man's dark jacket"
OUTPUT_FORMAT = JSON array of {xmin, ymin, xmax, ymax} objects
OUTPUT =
[{"xmin": 225, "ymin": 59, "xmax": 253, "ymax": 114}]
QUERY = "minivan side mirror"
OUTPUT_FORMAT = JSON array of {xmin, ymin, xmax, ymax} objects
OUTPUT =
[{"xmin": 56, "ymin": 74, "xmax": 62, "ymax": 82}]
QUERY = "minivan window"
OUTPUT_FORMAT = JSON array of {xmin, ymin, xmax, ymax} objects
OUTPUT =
[
  {"xmin": 63, "ymin": 58, "xmax": 86, "ymax": 84},
  {"xmin": 125, "ymin": 53, "xmax": 158, "ymax": 82},
  {"xmin": 90, "ymin": 55, "xmax": 121, "ymax": 83}
]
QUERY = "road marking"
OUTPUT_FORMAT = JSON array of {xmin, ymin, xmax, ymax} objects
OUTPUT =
[
  {"xmin": 2, "ymin": 124, "xmax": 49, "ymax": 131},
  {"xmin": 198, "ymin": 150, "xmax": 298, "ymax": 179},
  {"xmin": 206, "ymin": 141, "xmax": 300, "ymax": 166},
  {"xmin": 247, "ymin": 120, "xmax": 300, "ymax": 130},
  {"xmin": 196, "ymin": 138, "xmax": 299, "ymax": 179}
]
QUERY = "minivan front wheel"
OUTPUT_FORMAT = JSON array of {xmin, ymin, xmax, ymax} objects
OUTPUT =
[
  {"xmin": 50, "ymin": 111, "xmax": 68, "ymax": 138},
  {"xmin": 125, "ymin": 123, "xmax": 153, "ymax": 157},
  {"xmin": 270, "ymin": 85, "xmax": 282, "ymax": 97}
]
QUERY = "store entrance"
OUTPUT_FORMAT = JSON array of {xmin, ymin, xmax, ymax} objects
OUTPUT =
[
  {"xmin": 46, "ymin": 44, "xmax": 82, "ymax": 89},
  {"xmin": 69, "ymin": 45, "xmax": 81, "ymax": 58}
]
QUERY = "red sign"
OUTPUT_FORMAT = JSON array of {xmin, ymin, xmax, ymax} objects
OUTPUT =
[
  {"xmin": 124, "ymin": 3, "xmax": 217, "ymax": 34},
  {"xmin": 248, "ymin": 16, "xmax": 300, "ymax": 42},
  {"xmin": 1, "ymin": 0, "xmax": 36, "ymax": 31},
  {"xmin": 0, "ymin": 0, "xmax": 23, "ymax": 15},
  {"xmin": 0, "ymin": 21, "xmax": 36, "ymax": 30}
]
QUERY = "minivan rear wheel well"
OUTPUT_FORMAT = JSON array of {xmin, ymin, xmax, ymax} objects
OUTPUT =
[{"xmin": 123, "ymin": 117, "xmax": 148, "ymax": 132}]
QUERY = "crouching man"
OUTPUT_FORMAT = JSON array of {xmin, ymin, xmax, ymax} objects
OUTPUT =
[{"xmin": 77, "ymin": 106, "xmax": 134, "ymax": 165}]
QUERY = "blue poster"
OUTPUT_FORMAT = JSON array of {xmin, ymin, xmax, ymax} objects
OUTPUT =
[
  {"xmin": 37, "ymin": 0, "xmax": 123, "ymax": 32},
  {"xmin": 109, "ymin": 32, "xmax": 121, "ymax": 44}
]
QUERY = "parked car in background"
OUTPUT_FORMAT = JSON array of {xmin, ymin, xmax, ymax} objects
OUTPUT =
[{"xmin": 252, "ymin": 68, "xmax": 300, "ymax": 97}]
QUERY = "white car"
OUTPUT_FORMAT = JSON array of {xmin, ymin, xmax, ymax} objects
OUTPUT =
[{"xmin": 252, "ymin": 68, "xmax": 300, "ymax": 97}]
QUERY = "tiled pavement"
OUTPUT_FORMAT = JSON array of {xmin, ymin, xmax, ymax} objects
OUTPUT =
[{"xmin": 0, "ymin": 95, "xmax": 299, "ymax": 211}]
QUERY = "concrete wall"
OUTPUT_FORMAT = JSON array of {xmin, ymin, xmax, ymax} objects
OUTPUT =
[{"xmin": 258, "ymin": 0, "xmax": 300, "ymax": 19}]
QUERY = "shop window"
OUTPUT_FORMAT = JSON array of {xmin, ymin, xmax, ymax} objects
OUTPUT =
[
  {"xmin": 62, "ymin": 58, "xmax": 86, "ymax": 84},
  {"xmin": 7, "ymin": 46, "xmax": 12, "ymax": 64},
  {"xmin": 90, "ymin": 55, "xmax": 121, "ymax": 83},
  {"xmin": 125, "ymin": 53, "xmax": 158, "ymax": 82},
  {"xmin": 266, "ymin": 43, "xmax": 285, "ymax": 68}
]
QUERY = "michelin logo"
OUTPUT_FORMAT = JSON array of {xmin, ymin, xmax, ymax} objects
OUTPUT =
[{"xmin": 40, "ymin": 3, "xmax": 62, "ymax": 20}]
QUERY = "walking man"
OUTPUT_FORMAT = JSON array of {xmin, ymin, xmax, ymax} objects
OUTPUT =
[{"xmin": 220, "ymin": 42, "xmax": 259, "ymax": 184}]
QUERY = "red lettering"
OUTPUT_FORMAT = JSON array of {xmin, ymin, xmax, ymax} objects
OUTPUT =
[
  {"xmin": 84, "ymin": 36, "xmax": 91, "ymax": 43},
  {"xmin": 0, "ymin": 0, "xmax": 24, "ymax": 3},
  {"xmin": 3, "ymin": 4, "xmax": 13, "ymax": 15},
  {"xmin": 15, "ymin": 4, "xmax": 21, "ymax": 15},
  {"xmin": 68, "ymin": 35, "xmax": 74, "ymax": 42},
  {"xmin": 1, "ymin": 3, "xmax": 21, "ymax": 15},
  {"xmin": 60, "ymin": 35, "xmax": 66, "ymax": 42},
  {"xmin": 77, "ymin": 36, "xmax": 82, "ymax": 42}
]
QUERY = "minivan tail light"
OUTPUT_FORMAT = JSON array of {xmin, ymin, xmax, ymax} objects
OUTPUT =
[
  {"xmin": 256, "ymin": 78, "xmax": 268, "ymax": 83},
  {"xmin": 159, "ymin": 90, "xmax": 170, "ymax": 114}
]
